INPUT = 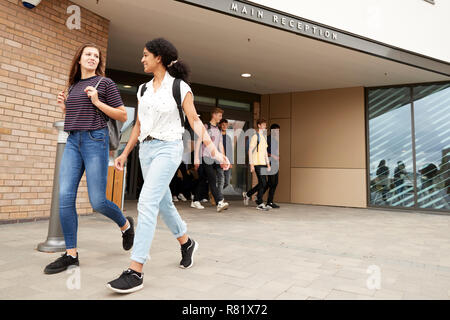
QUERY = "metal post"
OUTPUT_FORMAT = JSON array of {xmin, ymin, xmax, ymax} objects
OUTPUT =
[{"xmin": 37, "ymin": 121, "xmax": 67, "ymax": 252}]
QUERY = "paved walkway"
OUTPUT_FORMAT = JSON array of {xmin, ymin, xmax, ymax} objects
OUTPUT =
[{"xmin": 0, "ymin": 200, "xmax": 449, "ymax": 300}]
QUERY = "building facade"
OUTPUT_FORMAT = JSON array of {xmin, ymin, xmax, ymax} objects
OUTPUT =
[{"xmin": 0, "ymin": 0, "xmax": 449, "ymax": 223}]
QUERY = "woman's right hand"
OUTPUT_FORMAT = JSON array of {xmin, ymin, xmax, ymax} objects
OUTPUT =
[
  {"xmin": 57, "ymin": 90, "xmax": 67, "ymax": 113},
  {"xmin": 115, "ymin": 154, "xmax": 128, "ymax": 171}
]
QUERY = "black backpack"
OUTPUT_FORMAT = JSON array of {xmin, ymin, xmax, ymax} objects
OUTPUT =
[{"xmin": 137, "ymin": 77, "xmax": 185, "ymax": 127}]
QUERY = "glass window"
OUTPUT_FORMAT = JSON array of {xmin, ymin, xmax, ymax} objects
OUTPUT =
[
  {"xmin": 218, "ymin": 99, "xmax": 251, "ymax": 111},
  {"xmin": 413, "ymin": 84, "xmax": 450, "ymax": 210},
  {"xmin": 194, "ymin": 96, "xmax": 216, "ymax": 105},
  {"xmin": 367, "ymin": 82, "xmax": 450, "ymax": 212},
  {"xmin": 117, "ymin": 107, "xmax": 136, "ymax": 157},
  {"xmin": 367, "ymin": 87, "xmax": 415, "ymax": 207}
]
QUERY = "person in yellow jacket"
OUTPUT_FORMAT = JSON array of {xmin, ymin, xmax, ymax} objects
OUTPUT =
[{"xmin": 243, "ymin": 119, "xmax": 271, "ymax": 210}]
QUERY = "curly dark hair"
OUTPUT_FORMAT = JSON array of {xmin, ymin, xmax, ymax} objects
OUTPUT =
[{"xmin": 145, "ymin": 38, "xmax": 190, "ymax": 83}]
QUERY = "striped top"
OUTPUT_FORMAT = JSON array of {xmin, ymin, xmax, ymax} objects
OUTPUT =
[{"xmin": 64, "ymin": 75, "xmax": 124, "ymax": 131}]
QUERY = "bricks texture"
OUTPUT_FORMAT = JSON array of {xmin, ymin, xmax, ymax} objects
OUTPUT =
[{"xmin": 0, "ymin": 0, "xmax": 110, "ymax": 222}]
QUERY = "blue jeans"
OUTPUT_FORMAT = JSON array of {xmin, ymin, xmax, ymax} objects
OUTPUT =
[
  {"xmin": 59, "ymin": 128, "xmax": 127, "ymax": 249},
  {"xmin": 217, "ymin": 167, "xmax": 231, "ymax": 195},
  {"xmin": 131, "ymin": 139, "xmax": 187, "ymax": 264}
]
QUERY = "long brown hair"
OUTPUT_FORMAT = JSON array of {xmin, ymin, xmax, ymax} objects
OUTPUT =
[{"xmin": 67, "ymin": 43, "xmax": 105, "ymax": 89}]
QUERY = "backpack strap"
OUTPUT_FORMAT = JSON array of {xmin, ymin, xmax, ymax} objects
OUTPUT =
[
  {"xmin": 139, "ymin": 83, "xmax": 147, "ymax": 98},
  {"xmin": 67, "ymin": 84, "xmax": 74, "ymax": 95},
  {"xmin": 256, "ymin": 132, "xmax": 260, "ymax": 152},
  {"xmin": 172, "ymin": 78, "xmax": 185, "ymax": 127},
  {"xmin": 250, "ymin": 133, "xmax": 261, "ymax": 155},
  {"xmin": 94, "ymin": 77, "xmax": 103, "ymax": 90},
  {"xmin": 93, "ymin": 77, "xmax": 109, "ymax": 122},
  {"xmin": 139, "ymin": 73, "xmax": 155, "ymax": 98}
]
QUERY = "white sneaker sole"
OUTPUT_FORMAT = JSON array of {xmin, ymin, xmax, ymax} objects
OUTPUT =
[
  {"xmin": 190, "ymin": 203, "xmax": 204, "ymax": 209},
  {"xmin": 106, "ymin": 283, "xmax": 144, "ymax": 294},
  {"xmin": 179, "ymin": 241, "xmax": 198, "ymax": 269}
]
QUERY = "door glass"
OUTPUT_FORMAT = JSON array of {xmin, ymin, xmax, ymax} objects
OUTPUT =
[
  {"xmin": 413, "ymin": 84, "xmax": 450, "ymax": 210},
  {"xmin": 222, "ymin": 120, "xmax": 248, "ymax": 197}
]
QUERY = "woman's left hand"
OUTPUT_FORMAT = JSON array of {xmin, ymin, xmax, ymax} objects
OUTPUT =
[
  {"xmin": 217, "ymin": 153, "xmax": 231, "ymax": 171},
  {"xmin": 84, "ymin": 86, "xmax": 100, "ymax": 106}
]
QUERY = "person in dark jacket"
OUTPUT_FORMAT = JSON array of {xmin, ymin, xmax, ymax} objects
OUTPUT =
[
  {"xmin": 393, "ymin": 161, "xmax": 407, "ymax": 195},
  {"xmin": 264, "ymin": 123, "xmax": 280, "ymax": 209},
  {"xmin": 376, "ymin": 160, "xmax": 390, "ymax": 202}
]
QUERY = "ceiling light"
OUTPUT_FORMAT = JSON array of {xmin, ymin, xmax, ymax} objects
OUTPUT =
[
  {"xmin": 241, "ymin": 73, "xmax": 251, "ymax": 78},
  {"xmin": 123, "ymin": 85, "xmax": 132, "ymax": 88}
]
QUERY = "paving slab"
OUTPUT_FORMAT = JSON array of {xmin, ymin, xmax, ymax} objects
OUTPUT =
[{"xmin": 0, "ymin": 200, "xmax": 449, "ymax": 300}]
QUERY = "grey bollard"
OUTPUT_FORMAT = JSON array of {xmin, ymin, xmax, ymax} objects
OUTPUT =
[{"xmin": 37, "ymin": 121, "xmax": 67, "ymax": 252}]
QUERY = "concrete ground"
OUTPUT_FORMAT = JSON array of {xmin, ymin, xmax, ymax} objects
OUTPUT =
[{"xmin": 0, "ymin": 200, "xmax": 449, "ymax": 300}]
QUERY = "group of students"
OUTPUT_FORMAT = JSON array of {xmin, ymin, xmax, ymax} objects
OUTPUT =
[
  {"xmin": 169, "ymin": 111, "xmax": 232, "ymax": 212},
  {"xmin": 169, "ymin": 113, "xmax": 281, "ymax": 212},
  {"xmin": 41, "ymin": 37, "xmax": 278, "ymax": 295}
]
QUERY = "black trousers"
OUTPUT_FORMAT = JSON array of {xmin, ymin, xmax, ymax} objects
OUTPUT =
[
  {"xmin": 264, "ymin": 171, "xmax": 279, "ymax": 204},
  {"xmin": 194, "ymin": 157, "xmax": 223, "ymax": 203},
  {"xmin": 247, "ymin": 165, "xmax": 268, "ymax": 205},
  {"xmin": 169, "ymin": 163, "xmax": 191, "ymax": 198}
]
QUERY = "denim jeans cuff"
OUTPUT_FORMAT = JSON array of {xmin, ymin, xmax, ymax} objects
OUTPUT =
[
  {"xmin": 173, "ymin": 227, "xmax": 188, "ymax": 239},
  {"xmin": 131, "ymin": 255, "xmax": 148, "ymax": 265}
]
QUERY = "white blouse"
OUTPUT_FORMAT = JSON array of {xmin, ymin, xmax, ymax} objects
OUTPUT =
[{"xmin": 137, "ymin": 71, "xmax": 192, "ymax": 142}]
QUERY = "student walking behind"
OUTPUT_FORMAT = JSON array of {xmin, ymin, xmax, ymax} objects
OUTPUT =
[
  {"xmin": 264, "ymin": 123, "xmax": 280, "ymax": 209},
  {"xmin": 217, "ymin": 119, "xmax": 233, "ymax": 196},
  {"xmin": 107, "ymin": 38, "xmax": 230, "ymax": 293},
  {"xmin": 192, "ymin": 108, "xmax": 230, "ymax": 212},
  {"xmin": 44, "ymin": 43, "xmax": 134, "ymax": 275},
  {"xmin": 243, "ymin": 119, "xmax": 271, "ymax": 211}
]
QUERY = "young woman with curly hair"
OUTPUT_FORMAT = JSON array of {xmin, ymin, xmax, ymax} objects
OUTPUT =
[{"xmin": 107, "ymin": 38, "xmax": 230, "ymax": 293}]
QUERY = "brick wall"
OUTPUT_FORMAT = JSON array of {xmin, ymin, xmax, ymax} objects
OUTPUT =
[{"xmin": 0, "ymin": 0, "xmax": 110, "ymax": 222}]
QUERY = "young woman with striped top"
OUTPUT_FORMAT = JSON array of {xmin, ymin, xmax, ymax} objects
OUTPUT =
[{"xmin": 43, "ymin": 43, "xmax": 135, "ymax": 275}]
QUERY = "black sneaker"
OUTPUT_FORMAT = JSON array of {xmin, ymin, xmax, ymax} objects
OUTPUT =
[
  {"xmin": 107, "ymin": 269, "xmax": 144, "ymax": 294},
  {"xmin": 44, "ymin": 252, "xmax": 79, "ymax": 275},
  {"xmin": 180, "ymin": 239, "xmax": 198, "ymax": 269},
  {"xmin": 122, "ymin": 216, "xmax": 135, "ymax": 251},
  {"xmin": 267, "ymin": 202, "xmax": 280, "ymax": 209}
]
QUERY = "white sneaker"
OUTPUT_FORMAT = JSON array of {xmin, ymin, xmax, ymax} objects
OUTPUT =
[
  {"xmin": 217, "ymin": 200, "xmax": 229, "ymax": 212},
  {"xmin": 242, "ymin": 192, "xmax": 250, "ymax": 206},
  {"xmin": 177, "ymin": 193, "xmax": 187, "ymax": 202},
  {"xmin": 256, "ymin": 203, "xmax": 269, "ymax": 211},
  {"xmin": 201, "ymin": 198, "xmax": 209, "ymax": 203},
  {"xmin": 172, "ymin": 196, "xmax": 179, "ymax": 202},
  {"xmin": 190, "ymin": 194, "xmax": 194, "ymax": 201},
  {"xmin": 191, "ymin": 201, "xmax": 204, "ymax": 209}
]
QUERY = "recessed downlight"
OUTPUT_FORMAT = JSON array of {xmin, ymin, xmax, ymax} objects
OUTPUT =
[
  {"xmin": 241, "ymin": 73, "xmax": 252, "ymax": 78},
  {"xmin": 123, "ymin": 85, "xmax": 132, "ymax": 88}
]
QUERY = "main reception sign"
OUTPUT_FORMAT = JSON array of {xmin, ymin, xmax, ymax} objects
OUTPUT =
[
  {"xmin": 181, "ymin": 0, "xmax": 339, "ymax": 43},
  {"xmin": 177, "ymin": 0, "xmax": 450, "ymax": 77}
]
